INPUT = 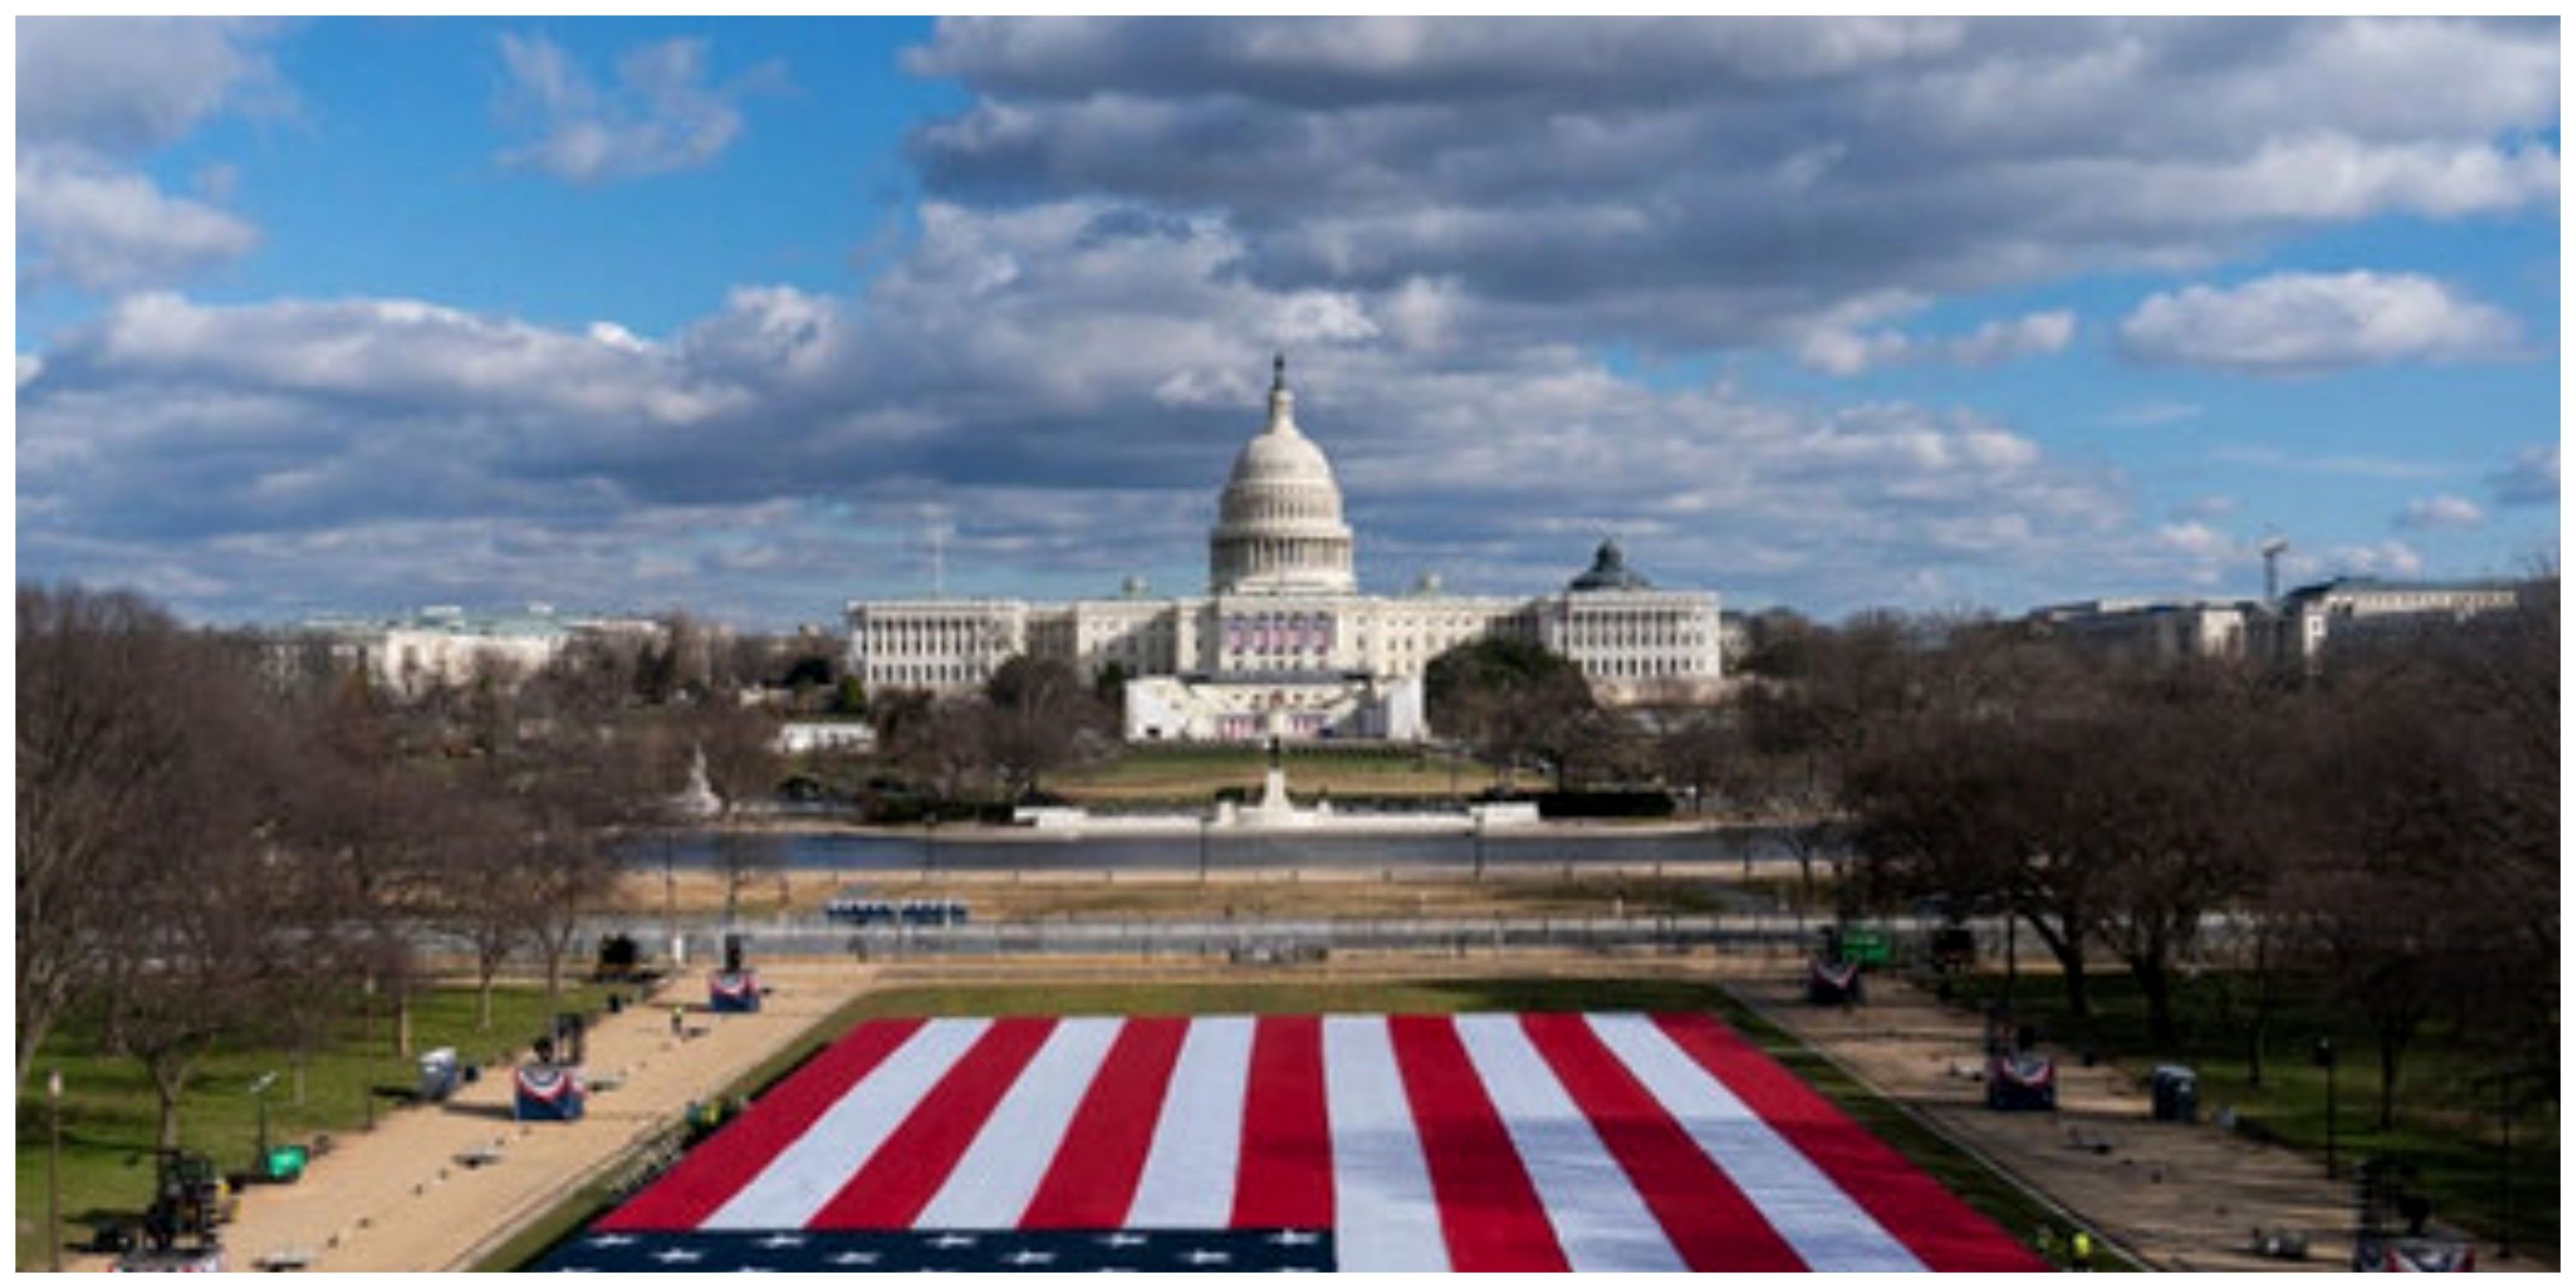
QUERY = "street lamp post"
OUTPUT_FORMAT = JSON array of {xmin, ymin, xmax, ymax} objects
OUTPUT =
[
  {"xmin": 2002, "ymin": 896, "xmax": 2019, "ymax": 1015},
  {"xmin": 662, "ymin": 829, "xmax": 678, "ymax": 967},
  {"xmin": 1472, "ymin": 811, "xmax": 1487, "ymax": 883},
  {"xmin": 2498, "ymin": 1075, "xmax": 2515, "ymax": 1261},
  {"xmin": 2314, "ymin": 1036, "xmax": 2339, "ymax": 1179},
  {"xmin": 250, "ymin": 1071, "xmax": 279, "ymax": 1181},
  {"xmin": 46, "ymin": 1069, "xmax": 64, "ymax": 1273}
]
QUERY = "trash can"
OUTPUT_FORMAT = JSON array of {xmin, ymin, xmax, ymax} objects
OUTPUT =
[
  {"xmin": 417, "ymin": 1048, "xmax": 461, "ymax": 1103},
  {"xmin": 2151, "ymin": 1065, "xmax": 2198, "ymax": 1122}
]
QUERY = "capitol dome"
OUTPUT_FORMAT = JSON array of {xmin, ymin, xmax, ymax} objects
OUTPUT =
[{"xmin": 1208, "ymin": 355, "xmax": 1357, "ymax": 595}]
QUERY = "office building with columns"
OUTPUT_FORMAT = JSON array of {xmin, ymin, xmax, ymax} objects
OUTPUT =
[{"xmin": 846, "ymin": 359, "xmax": 1724, "ymax": 741}]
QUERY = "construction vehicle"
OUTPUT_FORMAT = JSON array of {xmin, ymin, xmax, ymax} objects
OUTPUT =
[{"xmin": 110, "ymin": 1148, "xmax": 233, "ymax": 1271}]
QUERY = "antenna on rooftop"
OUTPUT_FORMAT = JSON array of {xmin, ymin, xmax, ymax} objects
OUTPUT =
[
  {"xmin": 2259, "ymin": 534, "xmax": 2289, "ymax": 605},
  {"xmin": 920, "ymin": 509, "xmax": 954, "ymax": 600}
]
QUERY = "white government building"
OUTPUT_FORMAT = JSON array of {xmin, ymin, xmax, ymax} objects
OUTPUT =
[
  {"xmin": 2027, "ymin": 575, "xmax": 2528, "ymax": 672},
  {"xmin": 847, "ymin": 358, "xmax": 1724, "ymax": 742}
]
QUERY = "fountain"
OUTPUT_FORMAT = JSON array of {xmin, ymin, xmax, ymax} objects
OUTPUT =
[{"xmin": 671, "ymin": 745, "xmax": 723, "ymax": 821}]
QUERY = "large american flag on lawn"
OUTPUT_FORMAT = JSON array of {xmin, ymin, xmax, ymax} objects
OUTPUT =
[{"xmin": 540, "ymin": 1012, "xmax": 2046, "ymax": 1272}]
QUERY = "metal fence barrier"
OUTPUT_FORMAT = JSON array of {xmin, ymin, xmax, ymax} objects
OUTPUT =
[{"xmin": 586, "ymin": 913, "xmax": 1830, "ymax": 963}]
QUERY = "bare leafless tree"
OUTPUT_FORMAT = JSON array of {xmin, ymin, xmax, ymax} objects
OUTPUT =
[
  {"xmin": 84, "ymin": 622, "xmax": 307, "ymax": 1146},
  {"xmin": 983, "ymin": 655, "xmax": 1109, "ymax": 799},
  {"xmin": 16, "ymin": 585, "xmax": 200, "ymax": 1083}
]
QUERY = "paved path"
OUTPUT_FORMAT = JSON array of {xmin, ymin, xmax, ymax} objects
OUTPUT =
[
  {"xmin": 202, "ymin": 963, "xmax": 876, "ymax": 1273},
  {"xmin": 1724, "ymin": 965, "xmax": 2553, "ymax": 1273}
]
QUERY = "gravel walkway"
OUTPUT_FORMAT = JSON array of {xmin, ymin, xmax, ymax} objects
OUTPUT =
[
  {"xmin": 1725, "ymin": 966, "xmax": 2552, "ymax": 1273},
  {"xmin": 190, "ymin": 963, "xmax": 878, "ymax": 1273}
]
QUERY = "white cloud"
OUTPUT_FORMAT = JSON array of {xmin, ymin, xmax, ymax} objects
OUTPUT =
[
  {"xmin": 17, "ymin": 18, "xmax": 284, "ymax": 153},
  {"xmin": 15, "ymin": 20, "xmax": 279, "ymax": 294},
  {"xmin": 2117, "ymin": 270, "xmax": 2520, "ymax": 374},
  {"xmin": 2154, "ymin": 520, "xmax": 2241, "ymax": 562},
  {"xmin": 907, "ymin": 18, "xmax": 2557, "ymax": 356},
  {"xmin": 495, "ymin": 33, "xmax": 777, "ymax": 184},
  {"xmin": 17, "ymin": 150, "xmax": 261, "ymax": 291},
  {"xmin": 1801, "ymin": 309, "xmax": 2076, "ymax": 376},
  {"xmin": 2492, "ymin": 444, "xmax": 2559, "ymax": 507},
  {"xmin": 21, "ymin": 201, "xmax": 2172, "ymax": 624},
  {"xmin": 2396, "ymin": 493, "xmax": 2484, "ymax": 531},
  {"xmin": 2313, "ymin": 540, "xmax": 2426, "ymax": 579},
  {"xmin": 1948, "ymin": 311, "xmax": 2077, "ymax": 366}
]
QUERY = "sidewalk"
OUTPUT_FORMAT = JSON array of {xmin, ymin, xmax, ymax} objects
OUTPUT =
[
  {"xmin": 197, "ymin": 962, "xmax": 876, "ymax": 1273},
  {"xmin": 1724, "ymin": 965, "xmax": 2552, "ymax": 1273}
]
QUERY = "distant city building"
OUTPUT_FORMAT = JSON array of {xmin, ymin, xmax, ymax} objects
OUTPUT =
[
  {"xmin": 2268, "ymin": 575, "xmax": 2527, "ymax": 671},
  {"xmin": 846, "ymin": 358, "xmax": 1725, "ymax": 742},
  {"xmin": 2026, "ymin": 598, "xmax": 2257, "ymax": 666},
  {"xmin": 775, "ymin": 720, "xmax": 877, "ymax": 756},
  {"xmin": 296, "ymin": 604, "xmax": 659, "ymax": 698},
  {"xmin": 2027, "ymin": 575, "xmax": 2525, "ymax": 671}
]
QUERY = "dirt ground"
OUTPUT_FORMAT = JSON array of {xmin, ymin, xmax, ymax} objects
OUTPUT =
[
  {"xmin": 1722, "ymin": 963, "xmax": 2554, "ymax": 1274},
  {"xmin": 608, "ymin": 865, "xmax": 1752, "ymax": 923}
]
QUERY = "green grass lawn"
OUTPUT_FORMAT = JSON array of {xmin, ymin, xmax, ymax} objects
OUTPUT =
[
  {"xmin": 494, "ymin": 973, "xmax": 2095, "ymax": 1269},
  {"xmin": 1940, "ymin": 968, "xmax": 2557, "ymax": 1257},
  {"xmin": 15, "ymin": 981, "xmax": 609, "ymax": 1270},
  {"xmin": 1052, "ymin": 744, "xmax": 1539, "ymax": 803}
]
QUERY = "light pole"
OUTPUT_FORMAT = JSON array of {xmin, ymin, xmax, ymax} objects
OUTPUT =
[
  {"xmin": 2314, "ymin": 1036, "xmax": 2339, "ymax": 1179},
  {"xmin": 1472, "ymin": 811, "xmax": 1487, "ymax": 883},
  {"xmin": 250, "ymin": 1071, "xmax": 279, "ymax": 1180},
  {"xmin": 2002, "ymin": 896, "xmax": 2019, "ymax": 1016},
  {"xmin": 2497, "ymin": 1073, "xmax": 2515, "ymax": 1261},
  {"xmin": 1198, "ymin": 813, "xmax": 1212, "ymax": 885},
  {"xmin": 46, "ymin": 1069, "xmax": 64, "ymax": 1273},
  {"xmin": 662, "ymin": 829, "xmax": 678, "ymax": 967}
]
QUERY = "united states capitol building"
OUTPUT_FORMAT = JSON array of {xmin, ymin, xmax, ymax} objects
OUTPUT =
[{"xmin": 846, "ymin": 359, "xmax": 1723, "ymax": 742}]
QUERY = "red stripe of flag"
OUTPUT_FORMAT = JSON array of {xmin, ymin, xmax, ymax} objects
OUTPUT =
[
  {"xmin": 1230, "ymin": 1015, "xmax": 1334, "ymax": 1229},
  {"xmin": 1650, "ymin": 1012, "xmax": 2050, "ymax": 1272},
  {"xmin": 598, "ymin": 1018, "xmax": 927, "ymax": 1231},
  {"xmin": 807, "ymin": 1018, "xmax": 1057, "ymax": 1229},
  {"xmin": 1388, "ymin": 1014, "xmax": 1569, "ymax": 1272},
  {"xmin": 1019, "ymin": 1017, "xmax": 1192, "ymax": 1229},
  {"xmin": 1517, "ymin": 1013, "xmax": 1807, "ymax": 1271}
]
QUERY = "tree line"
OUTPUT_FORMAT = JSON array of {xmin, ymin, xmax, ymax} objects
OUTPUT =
[
  {"xmin": 15, "ymin": 586, "xmax": 797, "ymax": 1145},
  {"xmin": 1759, "ymin": 587, "xmax": 2555, "ymax": 1128},
  {"xmin": 1424, "ymin": 586, "xmax": 2555, "ymax": 1127}
]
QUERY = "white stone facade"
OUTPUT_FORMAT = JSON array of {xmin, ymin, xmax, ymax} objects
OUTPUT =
[
  {"xmin": 2270, "ymin": 576, "xmax": 2524, "ymax": 670},
  {"xmin": 2028, "ymin": 598, "xmax": 2257, "ymax": 666},
  {"xmin": 2029, "ymin": 576, "xmax": 2524, "ymax": 671},
  {"xmin": 1123, "ymin": 672, "xmax": 1425, "ymax": 742},
  {"xmin": 848, "ymin": 598, "xmax": 1027, "ymax": 693},
  {"xmin": 845, "ymin": 359, "xmax": 1725, "ymax": 741}
]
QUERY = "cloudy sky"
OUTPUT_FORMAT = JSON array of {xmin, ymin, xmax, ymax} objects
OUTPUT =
[{"xmin": 15, "ymin": 17, "xmax": 2561, "ymax": 628}]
